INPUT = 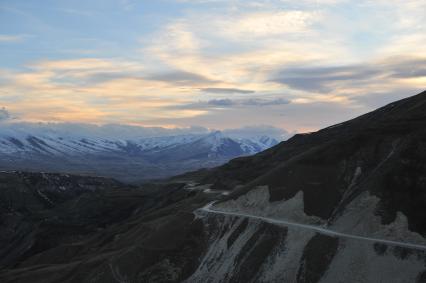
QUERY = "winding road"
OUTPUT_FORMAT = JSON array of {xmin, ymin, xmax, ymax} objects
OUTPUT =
[{"xmin": 200, "ymin": 202, "xmax": 426, "ymax": 251}]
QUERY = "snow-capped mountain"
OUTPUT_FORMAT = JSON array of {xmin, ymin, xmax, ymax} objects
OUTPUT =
[
  {"xmin": 0, "ymin": 123, "xmax": 285, "ymax": 182},
  {"xmin": 0, "ymin": 128, "xmax": 278, "ymax": 156}
]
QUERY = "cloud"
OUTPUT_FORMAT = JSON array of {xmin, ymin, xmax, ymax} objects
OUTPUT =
[
  {"xmin": 146, "ymin": 70, "xmax": 217, "ymax": 85},
  {"xmin": 144, "ymin": 0, "xmax": 425, "ymax": 102},
  {"xmin": 0, "ymin": 34, "xmax": 29, "ymax": 43},
  {"xmin": 140, "ymin": 7, "xmax": 350, "ymax": 94},
  {"xmin": 386, "ymin": 58, "xmax": 426, "ymax": 78},
  {"xmin": 223, "ymin": 125, "xmax": 290, "ymax": 140},
  {"xmin": 351, "ymin": 88, "xmax": 421, "ymax": 109},
  {"xmin": 180, "ymin": 97, "xmax": 291, "ymax": 109},
  {"xmin": 271, "ymin": 56, "xmax": 426, "ymax": 93},
  {"xmin": 0, "ymin": 121, "xmax": 294, "ymax": 143},
  {"xmin": 119, "ymin": 0, "xmax": 135, "ymax": 11},
  {"xmin": 206, "ymin": 99, "xmax": 234, "ymax": 107},
  {"xmin": 27, "ymin": 58, "xmax": 217, "ymax": 87},
  {"xmin": 0, "ymin": 107, "xmax": 11, "ymax": 121},
  {"xmin": 30, "ymin": 58, "xmax": 112, "ymax": 70},
  {"xmin": 56, "ymin": 8, "xmax": 96, "ymax": 17},
  {"xmin": 0, "ymin": 122, "xmax": 210, "ymax": 139},
  {"xmin": 241, "ymin": 98, "xmax": 291, "ymax": 106},
  {"xmin": 0, "ymin": 57, "xmax": 213, "ymax": 124},
  {"xmin": 149, "ymin": 98, "xmax": 363, "ymax": 133},
  {"xmin": 272, "ymin": 65, "xmax": 379, "ymax": 92},
  {"xmin": 79, "ymin": 71, "xmax": 138, "ymax": 84},
  {"xmin": 200, "ymin": 87, "xmax": 255, "ymax": 94},
  {"xmin": 218, "ymin": 10, "xmax": 320, "ymax": 39}
]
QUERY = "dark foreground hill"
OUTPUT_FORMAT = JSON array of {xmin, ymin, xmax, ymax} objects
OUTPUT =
[
  {"xmin": 1, "ymin": 91, "xmax": 426, "ymax": 283},
  {"xmin": 197, "ymin": 90, "xmax": 426, "ymax": 233}
]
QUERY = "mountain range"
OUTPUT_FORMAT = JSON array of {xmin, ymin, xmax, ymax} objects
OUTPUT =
[
  {"xmin": 0, "ymin": 124, "xmax": 284, "ymax": 183},
  {"xmin": 0, "ymin": 91, "xmax": 425, "ymax": 283}
]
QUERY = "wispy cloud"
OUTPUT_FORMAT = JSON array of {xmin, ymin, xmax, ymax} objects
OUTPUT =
[
  {"xmin": 55, "ymin": 8, "xmax": 96, "ymax": 17},
  {"xmin": 218, "ymin": 10, "xmax": 320, "ymax": 39},
  {"xmin": 271, "ymin": 56, "xmax": 426, "ymax": 93},
  {"xmin": 200, "ymin": 88, "xmax": 255, "ymax": 94},
  {"xmin": 0, "ymin": 57, "xmax": 216, "ymax": 124},
  {"xmin": 0, "ymin": 107, "xmax": 11, "ymax": 120},
  {"xmin": 0, "ymin": 34, "xmax": 29, "ymax": 43},
  {"xmin": 179, "ymin": 97, "xmax": 291, "ymax": 110},
  {"xmin": 146, "ymin": 71, "xmax": 218, "ymax": 85},
  {"xmin": 119, "ymin": 0, "xmax": 135, "ymax": 11}
]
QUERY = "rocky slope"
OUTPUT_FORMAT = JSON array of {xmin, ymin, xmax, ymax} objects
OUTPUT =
[
  {"xmin": 198, "ymin": 90, "xmax": 426, "ymax": 235},
  {"xmin": 1, "ymin": 91, "xmax": 426, "ymax": 282}
]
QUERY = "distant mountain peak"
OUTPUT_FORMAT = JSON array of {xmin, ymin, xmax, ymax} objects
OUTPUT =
[{"xmin": 0, "ymin": 126, "xmax": 280, "ymax": 182}]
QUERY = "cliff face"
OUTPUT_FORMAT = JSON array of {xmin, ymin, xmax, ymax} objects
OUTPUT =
[{"xmin": 186, "ymin": 210, "xmax": 426, "ymax": 283}]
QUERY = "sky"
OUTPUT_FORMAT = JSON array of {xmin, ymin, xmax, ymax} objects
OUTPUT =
[{"xmin": 0, "ymin": 0, "xmax": 425, "ymax": 133}]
